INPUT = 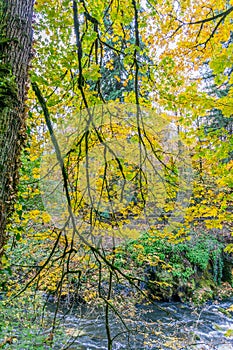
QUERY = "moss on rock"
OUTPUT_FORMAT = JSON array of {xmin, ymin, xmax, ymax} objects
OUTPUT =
[{"xmin": 118, "ymin": 231, "xmax": 233, "ymax": 304}]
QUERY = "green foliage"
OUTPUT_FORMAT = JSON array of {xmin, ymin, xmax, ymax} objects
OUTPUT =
[
  {"xmin": 0, "ymin": 293, "xmax": 67, "ymax": 349},
  {"xmin": 171, "ymin": 264, "xmax": 194, "ymax": 280},
  {"xmin": 117, "ymin": 231, "xmax": 225, "ymax": 287},
  {"xmin": 17, "ymin": 150, "xmax": 44, "ymax": 212}
]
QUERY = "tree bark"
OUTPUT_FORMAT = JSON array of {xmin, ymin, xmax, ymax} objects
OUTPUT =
[{"xmin": 0, "ymin": 0, "xmax": 34, "ymax": 259}]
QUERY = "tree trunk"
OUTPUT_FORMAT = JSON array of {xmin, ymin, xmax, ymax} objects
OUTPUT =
[{"xmin": 0, "ymin": 0, "xmax": 34, "ymax": 259}]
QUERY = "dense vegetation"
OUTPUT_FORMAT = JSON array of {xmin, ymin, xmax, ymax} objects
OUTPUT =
[{"xmin": 0, "ymin": 0, "xmax": 233, "ymax": 349}]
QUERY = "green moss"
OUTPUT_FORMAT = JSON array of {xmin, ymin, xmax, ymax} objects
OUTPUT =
[
  {"xmin": 0, "ymin": 10, "xmax": 18, "ymax": 110},
  {"xmin": 191, "ymin": 268, "xmax": 216, "ymax": 303},
  {"xmin": 116, "ymin": 230, "xmax": 232, "ymax": 303},
  {"xmin": 0, "ymin": 61, "xmax": 18, "ymax": 107}
]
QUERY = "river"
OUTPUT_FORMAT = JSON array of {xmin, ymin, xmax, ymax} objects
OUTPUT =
[{"xmin": 52, "ymin": 298, "xmax": 233, "ymax": 349}]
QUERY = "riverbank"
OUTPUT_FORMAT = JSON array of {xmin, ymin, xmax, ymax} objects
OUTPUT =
[
  {"xmin": 1, "ymin": 227, "xmax": 233, "ymax": 349},
  {"xmin": 110, "ymin": 230, "xmax": 233, "ymax": 304}
]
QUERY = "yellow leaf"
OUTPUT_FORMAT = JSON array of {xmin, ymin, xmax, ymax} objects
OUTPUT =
[{"xmin": 225, "ymin": 329, "xmax": 233, "ymax": 337}]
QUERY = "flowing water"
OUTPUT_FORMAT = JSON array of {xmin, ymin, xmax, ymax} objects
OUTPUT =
[{"xmin": 53, "ymin": 298, "xmax": 233, "ymax": 350}]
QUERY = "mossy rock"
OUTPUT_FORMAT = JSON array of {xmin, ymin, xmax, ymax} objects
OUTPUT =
[
  {"xmin": 121, "ymin": 231, "xmax": 233, "ymax": 303},
  {"xmin": 222, "ymin": 259, "xmax": 233, "ymax": 286},
  {"xmin": 144, "ymin": 261, "xmax": 220, "ymax": 303},
  {"xmin": 146, "ymin": 269, "xmax": 174, "ymax": 301},
  {"xmin": 193, "ymin": 286, "xmax": 215, "ymax": 304},
  {"xmin": 216, "ymin": 282, "xmax": 233, "ymax": 300},
  {"xmin": 192, "ymin": 268, "xmax": 217, "ymax": 303}
]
